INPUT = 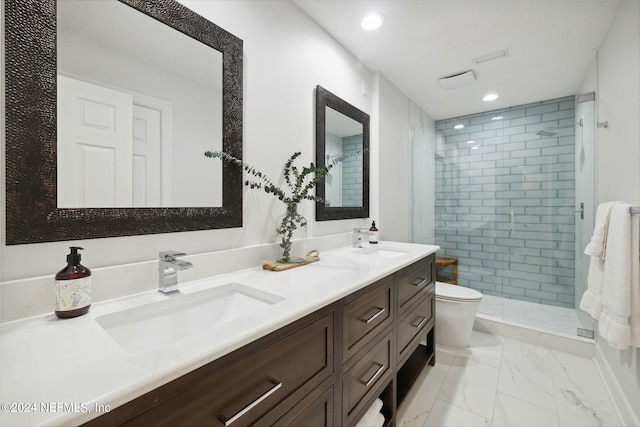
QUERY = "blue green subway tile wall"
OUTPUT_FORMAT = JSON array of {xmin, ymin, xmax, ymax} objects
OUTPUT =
[{"xmin": 435, "ymin": 95, "xmax": 576, "ymax": 308}]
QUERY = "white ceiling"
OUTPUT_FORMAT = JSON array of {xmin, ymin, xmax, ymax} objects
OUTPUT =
[{"xmin": 293, "ymin": 0, "xmax": 622, "ymax": 120}]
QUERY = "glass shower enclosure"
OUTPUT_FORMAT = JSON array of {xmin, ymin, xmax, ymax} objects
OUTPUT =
[{"xmin": 426, "ymin": 95, "xmax": 595, "ymax": 337}]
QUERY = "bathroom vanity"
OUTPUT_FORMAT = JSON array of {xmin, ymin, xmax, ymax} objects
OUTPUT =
[{"xmin": 0, "ymin": 242, "xmax": 438, "ymax": 427}]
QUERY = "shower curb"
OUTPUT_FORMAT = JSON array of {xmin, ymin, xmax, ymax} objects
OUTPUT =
[{"xmin": 473, "ymin": 314, "xmax": 594, "ymax": 358}]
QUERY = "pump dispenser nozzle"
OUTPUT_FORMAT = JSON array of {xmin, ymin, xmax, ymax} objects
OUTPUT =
[{"xmin": 67, "ymin": 246, "xmax": 84, "ymax": 264}]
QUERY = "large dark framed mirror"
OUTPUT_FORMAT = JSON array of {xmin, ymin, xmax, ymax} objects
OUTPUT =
[
  {"xmin": 315, "ymin": 85, "xmax": 370, "ymax": 221},
  {"xmin": 4, "ymin": 0, "xmax": 243, "ymax": 245}
]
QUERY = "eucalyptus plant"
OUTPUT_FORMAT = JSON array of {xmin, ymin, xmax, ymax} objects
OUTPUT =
[{"xmin": 205, "ymin": 150, "xmax": 331, "ymax": 262}]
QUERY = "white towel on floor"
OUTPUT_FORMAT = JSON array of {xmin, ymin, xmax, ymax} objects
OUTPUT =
[
  {"xmin": 580, "ymin": 202, "xmax": 622, "ymax": 319},
  {"xmin": 584, "ymin": 201, "xmax": 621, "ymax": 258},
  {"xmin": 356, "ymin": 398, "xmax": 384, "ymax": 427},
  {"xmin": 598, "ymin": 204, "xmax": 638, "ymax": 349}
]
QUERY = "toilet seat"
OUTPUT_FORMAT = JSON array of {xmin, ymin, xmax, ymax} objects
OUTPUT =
[{"xmin": 436, "ymin": 281, "xmax": 482, "ymax": 302}]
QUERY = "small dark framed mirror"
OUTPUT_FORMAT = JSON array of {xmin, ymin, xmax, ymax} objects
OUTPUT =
[
  {"xmin": 4, "ymin": 0, "xmax": 243, "ymax": 245},
  {"xmin": 315, "ymin": 85, "xmax": 370, "ymax": 221}
]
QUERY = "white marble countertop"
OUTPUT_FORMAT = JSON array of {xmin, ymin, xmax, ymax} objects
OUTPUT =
[{"xmin": 0, "ymin": 241, "xmax": 439, "ymax": 426}]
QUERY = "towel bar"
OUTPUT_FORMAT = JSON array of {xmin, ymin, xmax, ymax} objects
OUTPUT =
[{"xmin": 631, "ymin": 206, "xmax": 640, "ymax": 215}]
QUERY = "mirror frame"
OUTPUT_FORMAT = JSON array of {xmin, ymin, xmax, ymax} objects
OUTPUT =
[
  {"xmin": 4, "ymin": 0, "xmax": 243, "ymax": 245},
  {"xmin": 315, "ymin": 85, "xmax": 370, "ymax": 221}
]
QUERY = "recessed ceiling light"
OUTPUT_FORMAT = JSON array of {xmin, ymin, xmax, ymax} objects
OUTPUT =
[
  {"xmin": 361, "ymin": 14, "xmax": 383, "ymax": 31},
  {"xmin": 454, "ymin": 124, "xmax": 465, "ymax": 129},
  {"xmin": 483, "ymin": 93, "xmax": 499, "ymax": 102},
  {"xmin": 491, "ymin": 116, "xmax": 504, "ymax": 120}
]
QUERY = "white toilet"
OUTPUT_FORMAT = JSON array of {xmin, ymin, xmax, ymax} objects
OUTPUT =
[{"xmin": 435, "ymin": 281, "xmax": 483, "ymax": 348}]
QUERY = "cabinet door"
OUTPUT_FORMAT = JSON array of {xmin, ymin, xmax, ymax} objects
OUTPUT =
[
  {"xmin": 124, "ymin": 313, "xmax": 333, "ymax": 427},
  {"xmin": 342, "ymin": 279, "xmax": 393, "ymax": 363},
  {"xmin": 396, "ymin": 256, "xmax": 434, "ymax": 315}
]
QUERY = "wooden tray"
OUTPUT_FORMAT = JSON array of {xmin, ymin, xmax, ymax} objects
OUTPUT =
[{"xmin": 262, "ymin": 250, "xmax": 320, "ymax": 271}]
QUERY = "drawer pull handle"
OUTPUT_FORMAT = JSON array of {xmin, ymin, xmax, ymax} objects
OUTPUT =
[
  {"xmin": 359, "ymin": 362, "xmax": 385, "ymax": 387},
  {"xmin": 221, "ymin": 380, "xmax": 282, "ymax": 426},
  {"xmin": 361, "ymin": 307, "xmax": 386, "ymax": 324},
  {"xmin": 412, "ymin": 315, "xmax": 428, "ymax": 329},
  {"xmin": 411, "ymin": 277, "xmax": 427, "ymax": 287}
]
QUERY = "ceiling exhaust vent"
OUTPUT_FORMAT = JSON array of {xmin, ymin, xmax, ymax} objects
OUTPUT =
[
  {"xmin": 438, "ymin": 70, "xmax": 476, "ymax": 90},
  {"xmin": 472, "ymin": 48, "xmax": 509, "ymax": 64}
]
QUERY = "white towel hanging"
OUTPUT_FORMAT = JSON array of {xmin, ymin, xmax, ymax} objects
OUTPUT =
[
  {"xmin": 581, "ymin": 202, "xmax": 640, "ymax": 349},
  {"xmin": 598, "ymin": 204, "xmax": 640, "ymax": 349}
]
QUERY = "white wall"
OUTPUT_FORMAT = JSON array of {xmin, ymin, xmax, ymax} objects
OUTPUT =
[
  {"xmin": 1, "ymin": 1, "xmax": 378, "ymax": 319},
  {"xmin": 376, "ymin": 73, "xmax": 412, "ymax": 242},
  {"xmin": 410, "ymin": 100, "xmax": 436, "ymax": 245},
  {"xmin": 376, "ymin": 73, "xmax": 435, "ymax": 244},
  {"xmin": 596, "ymin": 2, "xmax": 640, "ymax": 205},
  {"xmin": 588, "ymin": 2, "xmax": 640, "ymax": 424}
]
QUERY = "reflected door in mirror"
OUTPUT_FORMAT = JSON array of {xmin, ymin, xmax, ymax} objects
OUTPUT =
[{"xmin": 57, "ymin": 0, "xmax": 223, "ymax": 208}]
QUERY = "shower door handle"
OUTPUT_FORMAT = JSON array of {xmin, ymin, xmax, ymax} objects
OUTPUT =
[
  {"xmin": 510, "ymin": 210, "xmax": 515, "ymax": 236},
  {"xmin": 573, "ymin": 202, "xmax": 584, "ymax": 220}
]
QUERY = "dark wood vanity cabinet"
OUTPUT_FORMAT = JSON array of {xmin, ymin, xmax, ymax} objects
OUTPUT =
[{"xmin": 84, "ymin": 254, "xmax": 435, "ymax": 427}]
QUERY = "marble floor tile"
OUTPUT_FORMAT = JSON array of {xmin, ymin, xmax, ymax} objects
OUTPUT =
[
  {"xmin": 400, "ymin": 330, "xmax": 622, "ymax": 427},
  {"xmin": 497, "ymin": 338, "xmax": 556, "ymax": 410},
  {"xmin": 492, "ymin": 392, "xmax": 559, "ymax": 427},
  {"xmin": 437, "ymin": 351, "xmax": 500, "ymax": 419},
  {"xmin": 549, "ymin": 350, "xmax": 610, "ymax": 402},
  {"xmin": 435, "ymin": 345, "xmax": 459, "ymax": 369},
  {"xmin": 555, "ymin": 387, "xmax": 621, "ymax": 427},
  {"xmin": 425, "ymin": 399, "xmax": 490, "ymax": 427},
  {"xmin": 397, "ymin": 365, "xmax": 446, "ymax": 427},
  {"xmin": 457, "ymin": 330, "xmax": 504, "ymax": 368}
]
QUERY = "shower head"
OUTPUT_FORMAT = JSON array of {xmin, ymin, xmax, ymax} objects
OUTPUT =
[{"xmin": 536, "ymin": 119, "xmax": 583, "ymax": 137}]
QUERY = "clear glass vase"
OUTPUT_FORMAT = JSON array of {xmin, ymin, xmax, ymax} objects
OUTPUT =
[{"xmin": 275, "ymin": 203, "xmax": 308, "ymax": 263}]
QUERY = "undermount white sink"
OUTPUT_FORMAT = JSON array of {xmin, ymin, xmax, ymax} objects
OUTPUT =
[
  {"xmin": 351, "ymin": 247, "xmax": 407, "ymax": 259},
  {"xmin": 96, "ymin": 283, "xmax": 285, "ymax": 354}
]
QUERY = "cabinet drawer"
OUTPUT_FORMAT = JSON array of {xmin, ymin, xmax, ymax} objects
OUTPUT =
[
  {"xmin": 396, "ymin": 257, "xmax": 433, "ymax": 314},
  {"xmin": 342, "ymin": 332, "xmax": 392, "ymax": 426},
  {"xmin": 124, "ymin": 313, "xmax": 334, "ymax": 427},
  {"xmin": 397, "ymin": 286, "xmax": 434, "ymax": 363},
  {"xmin": 342, "ymin": 279, "xmax": 393, "ymax": 363}
]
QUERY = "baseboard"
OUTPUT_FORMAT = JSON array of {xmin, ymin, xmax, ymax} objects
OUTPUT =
[{"xmin": 594, "ymin": 345, "xmax": 640, "ymax": 427}]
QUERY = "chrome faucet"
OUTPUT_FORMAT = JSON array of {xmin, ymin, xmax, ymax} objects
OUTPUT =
[
  {"xmin": 159, "ymin": 251, "xmax": 193, "ymax": 295},
  {"xmin": 353, "ymin": 228, "xmax": 371, "ymax": 248}
]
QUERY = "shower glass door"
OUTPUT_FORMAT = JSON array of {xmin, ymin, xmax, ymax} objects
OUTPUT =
[{"xmin": 433, "ymin": 95, "xmax": 594, "ymax": 336}]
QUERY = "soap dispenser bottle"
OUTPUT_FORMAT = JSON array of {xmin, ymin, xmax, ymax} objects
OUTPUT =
[
  {"xmin": 369, "ymin": 221, "xmax": 379, "ymax": 244},
  {"xmin": 55, "ymin": 246, "xmax": 92, "ymax": 318}
]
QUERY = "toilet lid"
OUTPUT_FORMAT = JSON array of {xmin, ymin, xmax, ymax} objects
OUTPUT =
[{"xmin": 436, "ymin": 282, "xmax": 483, "ymax": 302}]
